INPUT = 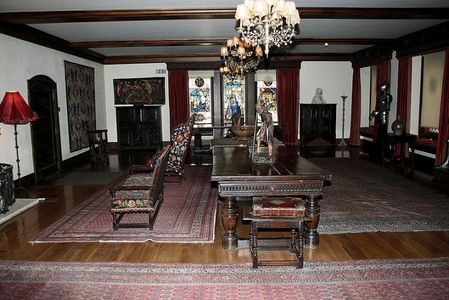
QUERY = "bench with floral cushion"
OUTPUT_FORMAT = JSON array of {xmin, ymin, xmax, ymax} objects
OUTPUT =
[{"xmin": 110, "ymin": 144, "xmax": 171, "ymax": 230}]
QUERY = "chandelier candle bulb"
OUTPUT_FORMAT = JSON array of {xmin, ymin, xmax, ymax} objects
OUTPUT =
[{"xmin": 220, "ymin": 47, "xmax": 229, "ymax": 57}]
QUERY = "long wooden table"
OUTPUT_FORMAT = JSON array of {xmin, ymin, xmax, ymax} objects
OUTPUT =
[{"xmin": 211, "ymin": 145, "xmax": 332, "ymax": 250}]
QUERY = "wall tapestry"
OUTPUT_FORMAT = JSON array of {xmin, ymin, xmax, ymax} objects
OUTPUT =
[
  {"xmin": 64, "ymin": 61, "xmax": 96, "ymax": 152},
  {"xmin": 113, "ymin": 77, "xmax": 165, "ymax": 105}
]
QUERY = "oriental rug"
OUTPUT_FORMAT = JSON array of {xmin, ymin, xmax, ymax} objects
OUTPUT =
[
  {"xmin": 1, "ymin": 258, "xmax": 448, "ymax": 299},
  {"xmin": 31, "ymin": 166, "xmax": 217, "ymax": 243},
  {"xmin": 309, "ymin": 158, "xmax": 449, "ymax": 234}
]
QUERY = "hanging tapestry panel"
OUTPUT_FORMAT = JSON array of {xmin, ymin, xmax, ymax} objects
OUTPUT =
[
  {"xmin": 113, "ymin": 77, "xmax": 165, "ymax": 105},
  {"xmin": 64, "ymin": 61, "xmax": 96, "ymax": 152}
]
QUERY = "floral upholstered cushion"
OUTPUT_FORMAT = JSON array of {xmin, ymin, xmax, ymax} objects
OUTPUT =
[
  {"xmin": 146, "ymin": 150, "xmax": 162, "ymax": 168},
  {"xmin": 111, "ymin": 173, "xmax": 154, "ymax": 209},
  {"xmin": 111, "ymin": 198, "xmax": 153, "ymax": 210},
  {"xmin": 167, "ymin": 123, "xmax": 190, "ymax": 175}
]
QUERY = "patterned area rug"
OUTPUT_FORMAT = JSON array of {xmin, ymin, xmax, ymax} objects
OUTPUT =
[
  {"xmin": 310, "ymin": 158, "xmax": 449, "ymax": 234},
  {"xmin": 31, "ymin": 166, "xmax": 217, "ymax": 243},
  {"xmin": 1, "ymin": 258, "xmax": 448, "ymax": 299}
]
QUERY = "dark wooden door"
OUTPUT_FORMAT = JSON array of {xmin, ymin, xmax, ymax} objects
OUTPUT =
[{"xmin": 28, "ymin": 75, "xmax": 62, "ymax": 182}]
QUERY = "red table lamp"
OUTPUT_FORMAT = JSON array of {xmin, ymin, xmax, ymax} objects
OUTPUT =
[{"xmin": 0, "ymin": 91, "xmax": 38, "ymax": 193}]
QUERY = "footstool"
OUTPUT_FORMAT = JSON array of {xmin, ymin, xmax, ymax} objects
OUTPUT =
[{"xmin": 243, "ymin": 197, "xmax": 310, "ymax": 269}]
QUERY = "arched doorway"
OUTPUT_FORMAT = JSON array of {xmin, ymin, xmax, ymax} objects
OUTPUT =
[{"xmin": 27, "ymin": 75, "xmax": 62, "ymax": 182}]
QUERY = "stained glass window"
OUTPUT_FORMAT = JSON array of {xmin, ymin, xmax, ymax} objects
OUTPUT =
[
  {"xmin": 256, "ymin": 80, "xmax": 278, "ymax": 124},
  {"xmin": 189, "ymin": 76, "xmax": 212, "ymax": 125},
  {"xmin": 223, "ymin": 77, "xmax": 246, "ymax": 126}
]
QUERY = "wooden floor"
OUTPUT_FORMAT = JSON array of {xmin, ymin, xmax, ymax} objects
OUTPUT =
[{"xmin": 1, "ymin": 150, "xmax": 449, "ymax": 265}]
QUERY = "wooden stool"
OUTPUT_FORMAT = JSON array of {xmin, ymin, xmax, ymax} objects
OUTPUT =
[{"xmin": 243, "ymin": 197, "xmax": 309, "ymax": 269}]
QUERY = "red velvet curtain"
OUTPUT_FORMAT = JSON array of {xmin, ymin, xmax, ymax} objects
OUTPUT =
[
  {"xmin": 396, "ymin": 56, "xmax": 412, "ymax": 132},
  {"xmin": 168, "ymin": 70, "xmax": 189, "ymax": 131},
  {"xmin": 376, "ymin": 60, "xmax": 391, "ymax": 89},
  {"xmin": 349, "ymin": 67, "xmax": 361, "ymax": 146},
  {"xmin": 435, "ymin": 49, "xmax": 449, "ymax": 165},
  {"xmin": 276, "ymin": 68, "xmax": 299, "ymax": 146}
]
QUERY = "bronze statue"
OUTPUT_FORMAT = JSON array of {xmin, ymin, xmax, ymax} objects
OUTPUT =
[
  {"xmin": 256, "ymin": 100, "xmax": 274, "ymax": 156},
  {"xmin": 370, "ymin": 81, "xmax": 393, "ymax": 137}
]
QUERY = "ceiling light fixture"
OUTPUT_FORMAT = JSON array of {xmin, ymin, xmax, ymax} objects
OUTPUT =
[
  {"xmin": 219, "ymin": 36, "xmax": 263, "ymax": 80},
  {"xmin": 235, "ymin": 0, "xmax": 300, "ymax": 57}
]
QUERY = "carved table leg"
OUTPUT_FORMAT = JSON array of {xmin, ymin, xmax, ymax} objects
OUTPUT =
[
  {"xmin": 250, "ymin": 222, "xmax": 258, "ymax": 268},
  {"xmin": 221, "ymin": 196, "xmax": 239, "ymax": 249},
  {"xmin": 304, "ymin": 194, "xmax": 322, "ymax": 248}
]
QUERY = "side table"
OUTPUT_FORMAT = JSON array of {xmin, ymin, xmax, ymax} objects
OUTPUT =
[
  {"xmin": 0, "ymin": 163, "xmax": 15, "ymax": 213},
  {"xmin": 381, "ymin": 133, "xmax": 417, "ymax": 176}
]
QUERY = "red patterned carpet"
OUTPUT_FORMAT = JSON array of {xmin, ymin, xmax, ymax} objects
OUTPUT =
[
  {"xmin": 31, "ymin": 166, "xmax": 217, "ymax": 243},
  {"xmin": 1, "ymin": 258, "xmax": 448, "ymax": 299}
]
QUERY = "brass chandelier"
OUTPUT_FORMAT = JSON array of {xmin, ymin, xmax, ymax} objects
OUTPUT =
[{"xmin": 219, "ymin": 36, "xmax": 263, "ymax": 80}]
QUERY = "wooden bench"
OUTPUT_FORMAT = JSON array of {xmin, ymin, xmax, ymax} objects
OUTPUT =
[{"xmin": 110, "ymin": 144, "xmax": 171, "ymax": 230}]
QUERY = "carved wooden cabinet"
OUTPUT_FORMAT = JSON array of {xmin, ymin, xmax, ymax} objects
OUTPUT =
[
  {"xmin": 116, "ymin": 106, "xmax": 162, "ymax": 151},
  {"xmin": 300, "ymin": 104, "xmax": 336, "ymax": 157}
]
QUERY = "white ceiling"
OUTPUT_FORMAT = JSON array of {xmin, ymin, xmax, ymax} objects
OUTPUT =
[{"xmin": 1, "ymin": 0, "xmax": 448, "ymax": 61}]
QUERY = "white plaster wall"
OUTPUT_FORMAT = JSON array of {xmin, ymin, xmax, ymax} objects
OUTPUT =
[
  {"xmin": 103, "ymin": 64, "xmax": 170, "ymax": 143},
  {"xmin": 300, "ymin": 61, "xmax": 353, "ymax": 139},
  {"xmin": 410, "ymin": 55, "xmax": 423, "ymax": 135},
  {"xmin": 0, "ymin": 33, "xmax": 105, "ymax": 180}
]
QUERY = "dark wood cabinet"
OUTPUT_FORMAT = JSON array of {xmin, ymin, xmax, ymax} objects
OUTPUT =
[
  {"xmin": 116, "ymin": 106, "xmax": 162, "ymax": 151},
  {"xmin": 300, "ymin": 104, "xmax": 336, "ymax": 157}
]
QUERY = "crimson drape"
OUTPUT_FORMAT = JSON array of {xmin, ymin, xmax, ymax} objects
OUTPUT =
[
  {"xmin": 435, "ymin": 49, "xmax": 449, "ymax": 165},
  {"xmin": 276, "ymin": 68, "xmax": 299, "ymax": 146},
  {"xmin": 396, "ymin": 56, "xmax": 412, "ymax": 132},
  {"xmin": 376, "ymin": 60, "xmax": 391, "ymax": 89},
  {"xmin": 349, "ymin": 67, "xmax": 361, "ymax": 146},
  {"xmin": 168, "ymin": 70, "xmax": 189, "ymax": 131}
]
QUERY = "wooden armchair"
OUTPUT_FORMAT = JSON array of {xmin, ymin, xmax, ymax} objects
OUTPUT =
[
  {"xmin": 110, "ymin": 144, "xmax": 171, "ymax": 230},
  {"xmin": 165, "ymin": 114, "xmax": 195, "ymax": 184}
]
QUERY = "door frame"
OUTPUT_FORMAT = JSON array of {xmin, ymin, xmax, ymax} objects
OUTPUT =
[{"xmin": 27, "ymin": 75, "xmax": 62, "ymax": 182}]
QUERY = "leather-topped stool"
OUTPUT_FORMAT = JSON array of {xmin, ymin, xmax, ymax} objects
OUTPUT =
[{"xmin": 243, "ymin": 197, "xmax": 310, "ymax": 269}]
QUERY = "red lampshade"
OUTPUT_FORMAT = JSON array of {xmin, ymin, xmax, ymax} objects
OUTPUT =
[{"xmin": 0, "ymin": 91, "xmax": 38, "ymax": 124}]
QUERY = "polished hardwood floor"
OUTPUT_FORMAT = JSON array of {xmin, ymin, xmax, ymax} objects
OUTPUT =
[{"xmin": 1, "ymin": 149, "xmax": 449, "ymax": 264}]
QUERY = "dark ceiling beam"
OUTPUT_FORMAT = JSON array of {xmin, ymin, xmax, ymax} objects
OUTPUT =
[
  {"xmin": 70, "ymin": 38, "xmax": 390, "ymax": 48},
  {"xmin": 1, "ymin": 8, "xmax": 448, "ymax": 24},
  {"xmin": 71, "ymin": 39, "xmax": 228, "ymax": 48},
  {"xmin": 0, "ymin": 22, "xmax": 104, "ymax": 63},
  {"xmin": 104, "ymin": 53, "xmax": 221, "ymax": 64},
  {"xmin": 103, "ymin": 53, "xmax": 352, "ymax": 65}
]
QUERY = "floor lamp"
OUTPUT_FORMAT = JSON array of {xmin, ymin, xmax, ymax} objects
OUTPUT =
[{"xmin": 0, "ymin": 91, "xmax": 38, "ymax": 195}]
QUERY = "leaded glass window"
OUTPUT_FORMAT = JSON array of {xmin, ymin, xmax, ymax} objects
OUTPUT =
[
  {"xmin": 223, "ymin": 77, "xmax": 246, "ymax": 126},
  {"xmin": 189, "ymin": 76, "xmax": 212, "ymax": 125}
]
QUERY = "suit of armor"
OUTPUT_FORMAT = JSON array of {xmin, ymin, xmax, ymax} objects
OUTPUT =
[{"xmin": 370, "ymin": 82, "xmax": 393, "ymax": 137}]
